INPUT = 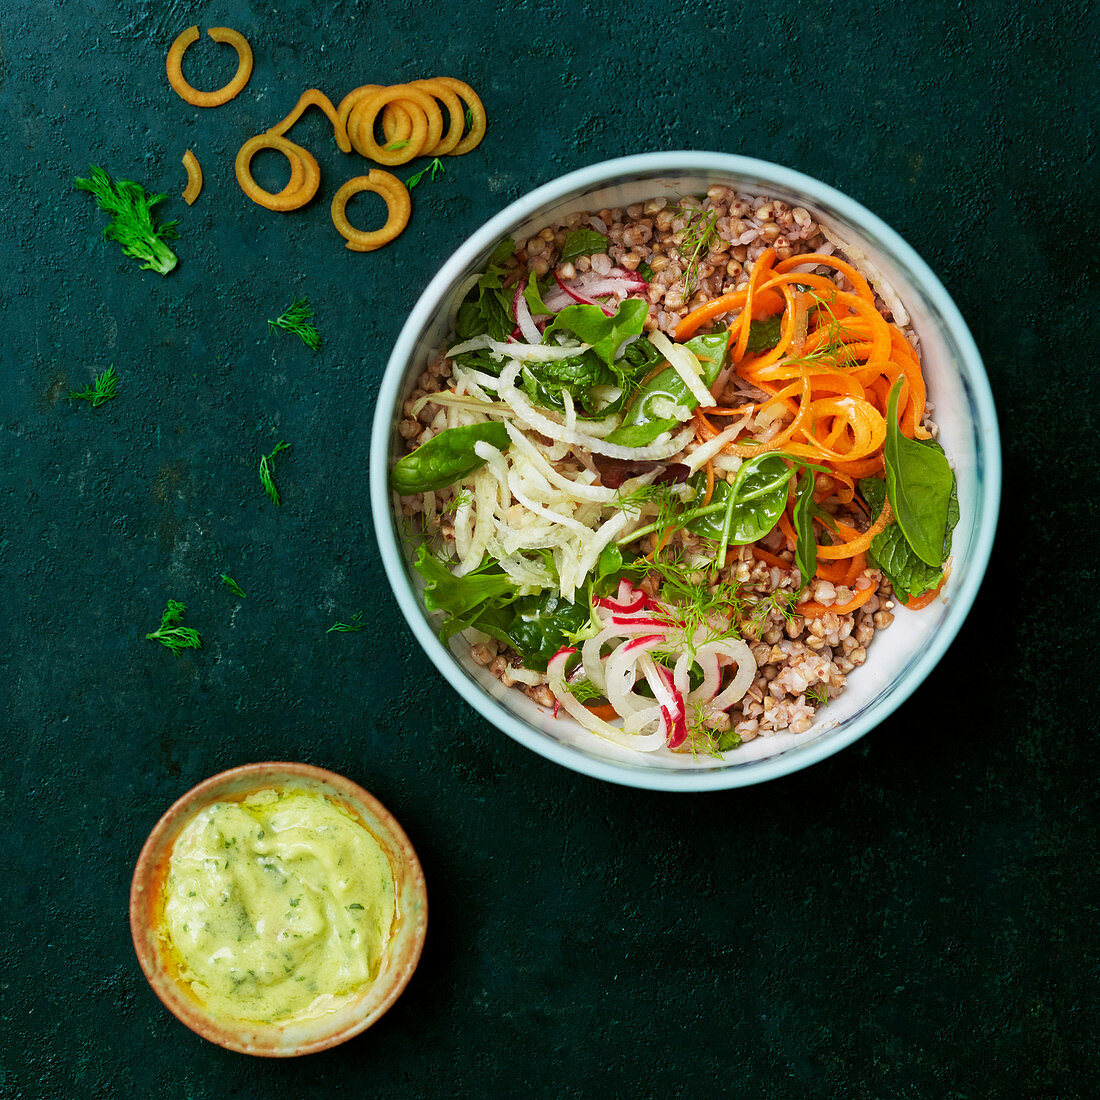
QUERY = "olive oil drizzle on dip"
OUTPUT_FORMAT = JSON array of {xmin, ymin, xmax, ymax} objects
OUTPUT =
[{"xmin": 160, "ymin": 787, "xmax": 397, "ymax": 1025}]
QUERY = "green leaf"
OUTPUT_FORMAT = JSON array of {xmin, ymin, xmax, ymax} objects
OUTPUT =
[
  {"xmin": 884, "ymin": 378, "xmax": 954, "ymax": 567},
  {"xmin": 543, "ymin": 298, "xmax": 649, "ymax": 371},
  {"xmin": 220, "ymin": 574, "xmax": 246, "ymax": 598},
  {"xmin": 792, "ymin": 469, "xmax": 817, "ymax": 587},
  {"xmin": 715, "ymin": 729, "xmax": 742, "ymax": 752},
  {"xmin": 501, "ymin": 591, "xmax": 591, "ymax": 671},
  {"xmin": 413, "ymin": 546, "xmax": 517, "ymax": 643},
  {"xmin": 687, "ymin": 454, "xmax": 793, "ymax": 545},
  {"xmin": 454, "ymin": 239, "xmax": 515, "ymax": 345},
  {"xmin": 75, "ymin": 166, "xmax": 178, "ymax": 275},
  {"xmin": 523, "ymin": 271, "xmax": 553, "ymax": 316},
  {"xmin": 145, "ymin": 599, "xmax": 202, "ymax": 656},
  {"xmin": 406, "ymin": 157, "xmax": 446, "ymax": 191},
  {"xmin": 521, "ymin": 353, "xmax": 615, "ymax": 415},
  {"xmin": 390, "ymin": 422, "xmax": 511, "ymax": 494},
  {"xmin": 259, "ymin": 441, "xmax": 291, "ymax": 507},
  {"xmin": 861, "ymin": 466, "xmax": 958, "ymax": 602},
  {"xmin": 606, "ymin": 331, "xmax": 728, "ymax": 448},
  {"xmin": 560, "ymin": 228, "xmax": 609, "ymax": 264},
  {"xmin": 268, "ymin": 296, "xmax": 321, "ymax": 351},
  {"xmin": 327, "ymin": 612, "xmax": 366, "ymax": 633},
  {"xmin": 745, "ymin": 314, "xmax": 783, "ymax": 354},
  {"xmin": 67, "ymin": 365, "xmax": 119, "ymax": 407},
  {"xmin": 637, "ymin": 260, "xmax": 654, "ymax": 282}
]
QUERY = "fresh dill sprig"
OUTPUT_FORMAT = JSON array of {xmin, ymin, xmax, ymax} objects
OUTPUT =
[
  {"xmin": 745, "ymin": 590, "xmax": 799, "ymax": 631},
  {"xmin": 74, "ymin": 165, "xmax": 179, "ymax": 275},
  {"xmin": 145, "ymin": 599, "xmax": 202, "ymax": 656},
  {"xmin": 566, "ymin": 678, "xmax": 604, "ymax": 704},
  {"xmin": 806, "ymin": 683, "xmax": 829, "ymax": 708},
  {"xmin": 268, "ymin": 296, "xmax": 322, "ymax": 351},
  {"xmin": 67, "ymin": 365, "xmax": 119, "ymax": 407},
  {"xmin": 384, "ymin": 138, "xmax": 410, "ymax": 151},
  {"xmin": 220, "ymin": 574, "xmax": 246, "ymax": 598},
  {"xmin": 406, "ymin": 157, "xmax": 446, "ymax": 191},
  {"xmin": 259, "ymin": 441, "xmax": 291, "ymax": 507},
  {"xmin": 443, "ymin": 488, "xmax": 473, "ymax": 514},
  {"xmin": 677, "ymin": 205, "xmax": 720, "ymax": 297},
  {"xmin": 327, "ymin": 611, "xmax": 365, "ymax": 633},
  {"xmin": 640, "ymin": 553, "xmax": 744, "ymax": 650},
  {"xmin": 464, "ymin": 106, "xmax": 474, "ymax": 132}
]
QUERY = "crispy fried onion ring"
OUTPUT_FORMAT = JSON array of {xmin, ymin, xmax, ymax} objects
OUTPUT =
[
  {"xmin": 331, "ymin": 172, "xmax": 411, "ymax": 251},
  {"xmin": 166, "ymin": 26, "xmax": 253, "ymax": 108},
  {"xmin": 181, "ymin": 149, "xmax": 202, "ymax": 205},
  {"xmin": 345, "ymin": 84, "xmax": 443, "ymax": 165},
  {"xmin": 270, "ymin": 89, "xmax": 352, "ymax": 154},
  {"xmin": 235, "ymin": 133, "xmax": 320, "ymax": 212},
  {"xmin": 381, "ymin": 78, "xmax": 465, "ymax": 156}
]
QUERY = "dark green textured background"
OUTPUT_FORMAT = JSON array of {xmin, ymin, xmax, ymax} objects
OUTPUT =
[{"xmin": 0, "ymin": 0, "xmax": 1096, "ymax": 1096}]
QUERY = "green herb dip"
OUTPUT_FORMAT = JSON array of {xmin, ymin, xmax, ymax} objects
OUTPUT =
[{"xmin": 161, "ymin": 787, "xmax": 396, "ymax": 1025}]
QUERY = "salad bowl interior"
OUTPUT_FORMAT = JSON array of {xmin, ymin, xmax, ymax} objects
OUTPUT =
[{"xmin": 370, "ymin": 152, "xmax": 1000, "ymax": 791}]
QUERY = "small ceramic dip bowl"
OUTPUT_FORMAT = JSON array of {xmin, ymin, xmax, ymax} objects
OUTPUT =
[{"xmin": 130, "ymin": 762, "xmax": 427, "ymax": 1056}]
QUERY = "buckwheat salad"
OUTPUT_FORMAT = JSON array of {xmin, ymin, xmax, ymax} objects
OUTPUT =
[{"xmin": 391, "ymin": 187, "xmax": 959, "ymax": 757}]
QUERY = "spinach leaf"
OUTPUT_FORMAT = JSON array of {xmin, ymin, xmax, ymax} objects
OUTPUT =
[
  {"xmin": 454, "ymin": 238, "xmax": 515, "ymax": 345},
  {"xmin": 686, "ymin": 454, "xmax": 793, "ymax": 544},
  {"xmin": 543, "ymin": 298, "xmax": 649, "ymax": 371},
  {"xmin": 390, "ymin": 422, "xmax": 511, "ymax": 494},
  {"xmin": 792, "ymin": 468, "xmax": 817, "ymax": 587},
  {"xmin": 860, "ymin": 475, "xmax": 956, "ymax": 601},
  {"xmin": 521, "ymin": 353, "xmax": 616, "ymax": 414},
  {"xmin": 884, "ymin": 378, "xmax": 954, "ymax": 567},
  {"xmin": 560, "ymin": 229, "xmax": 609, "ymax": 264},
  {"xmin": 621, "ymin": 335, "xmax": 664, "ymax": 376},
  {"xmin": 413, "ymin": 546, "xmax": 518, "ymax": 643},
  {"xmin": 606, "ymin": 331, "xmax": 728, "ymax": 448},
  {"xmin": 502, "ymin": 591, "xmax": 592, "ymax": 671},
  {"xmin": 637, "ymin": 260, "xmax": 654, "ymax": 282},
  {"xmin": 745, "ymin": 314, "xmax": 784, "ymax": 354}
]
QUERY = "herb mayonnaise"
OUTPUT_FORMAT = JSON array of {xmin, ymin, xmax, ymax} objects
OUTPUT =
[{"xmin": 161, "ymin": 787, "xmax": 396, "ymax": 1025}]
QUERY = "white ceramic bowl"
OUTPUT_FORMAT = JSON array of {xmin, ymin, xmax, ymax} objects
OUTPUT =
[{"xmin": 370, "ymin": 152, "xmax": 1001, "ymax": 792}]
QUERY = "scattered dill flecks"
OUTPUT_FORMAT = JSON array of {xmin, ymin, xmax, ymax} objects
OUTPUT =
[
  {"xmin": 268, "ymin": 296, "xmax": 322, "ymax": 351},
  {"xmin": 641, "ymin": 553, "xmax": 745, "ymax": 650},
  {"xmin": 677, "ymin": 205, "xmax": 720, "ymax": 297},
  {"xmin": 745, "ymin": 590, "xmax": 799, "ymax": 632},
  {"xmin": 464, "ymin": 106, "xmax": 474, "ymax": 132},
  {"xmin": 406, "ymin": 157, "xmax": 446, "ymax": 191},
  {"xmin": 67, "ymin": 365, "xmax": 119, "ymax": 407},
  {"xmin": 220, "ymin": 574, "xmax": 246, "ymax": 598},
  {"xmin": 259, "ymin": 441, "xmax": 291, "ymax": 507},
  {"xmin": 383, "ymin": 138, "xmax": 410, "ymax": 151},
  {"xmin": 327, "ymin": 611, "xmax": 365, "ymax": 633},
  {"xmin": 74, "ymin": 165, "xmax": 179, "ymax": 275},
  {"xmin": 145, "ymin": 599, "xmax": 202, "ymax": 656}
]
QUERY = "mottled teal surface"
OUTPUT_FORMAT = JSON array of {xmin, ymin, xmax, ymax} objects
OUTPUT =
[{"xmin": 0, "ymin": 1, "xmax": 1096, "ymax": 1097}]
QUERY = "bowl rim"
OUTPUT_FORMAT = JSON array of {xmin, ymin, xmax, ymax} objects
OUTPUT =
[
  {"xmin": 369, "ymin": 151, "xmax": 1002, "ymax": 792},
  {"xmin": 129, "ymin": 762, "xmax": 427, "ymax": 1056}
]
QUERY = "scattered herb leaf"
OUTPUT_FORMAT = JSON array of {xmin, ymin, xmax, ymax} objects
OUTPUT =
[
  {"xmin": 145, "ymin": 599, "xmax": 202, "ymax": 656},
  {"xmin": 67, "ymin": 365, "xmax": 119, "ymax": 407},
  {"xmin": 74, "ymin": 165, "xmax": 179, "ymax": 275},
  {"xmin": 268, "ymin": 296, "xmax": 321, "ymax": 351},
  {"xmin": 220, "ymin": 574, "xmax": 246, "ymax": 598},
  {"xmin": 259, "ymin": 441, "xmax": 291, "ymax": 507},
  {"xmin": 327, "ymin": 612, "xmax": 365, "ymax": 633},
  {"xmin": 406, "ymin": 157, "xmax": 446, "ymax": 191},
  {"xmin": 391, "ymin": 422, "xmax": 511, "ymax": 494}
]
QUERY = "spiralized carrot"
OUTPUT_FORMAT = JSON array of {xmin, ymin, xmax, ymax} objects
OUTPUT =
[
  {"xmin": 433, "ymin": 77, "xmax": 487, "ymax": 155},
  {"xmin": 383, "ymin": 78, "xmax": 466, "ymax": 156},
  {"xmin": 903, "ymin": 569, "xmax": 949, "ymax": 610},
  {"xmin": 166, "ymin": 26, "xmax": 253, "ymax": 108},
  {"xmin": 797, "ymin": 585, "xmax": 876, "ymax": 619},
  {"xmin": 235, "ymin": 134, "xmax": 320, "ymax": 212},
  {"xmin": 270, "ymin": 89, "xmax": 351, "ymax": 154},
  {"xmin": 752, "ymin": 547, "xmax": 792, "ymax": 571},
  {"xmin": 330, "ymin": 172, "xmax": 412, "ymax": 251},
  {"xmin": 181, "ymin": 149, "xmax": 202, "ymax": 205},
  {"xmin": 347, "ymin": 84, "xmax": 442, "ymax": 166}
]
